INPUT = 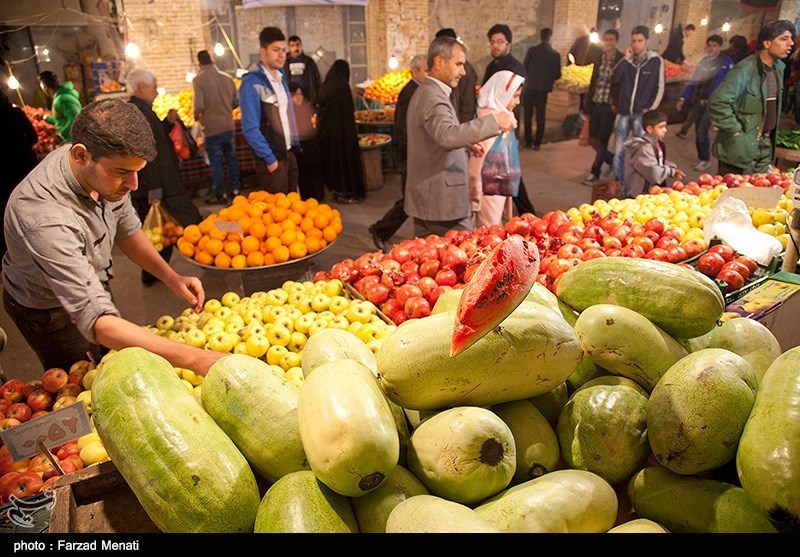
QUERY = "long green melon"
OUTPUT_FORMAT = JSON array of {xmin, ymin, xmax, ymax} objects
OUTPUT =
[
  {"xmin": 573, "ymin": 304, "xmax": 688, "ymax": 392},
  {"xmin": 200, "ymin": 354, "xmax": 309, "ymax": 483},
  {"xmin": 607, "ymin": 518, "xmax": 670, "ymax": 533},
  {"xmin": 254, "ymin": 470, "xmax": 358, "ymax": 533},
  {"xmin": 707, "ymin": 317, "xmax": 782, "ymax": 383},
  {"xmin": 527, "ymin": 382, "xmax": 569, "ymax": 427},
  {"xmin": 474, "ymin": 469, "xmax": 618, "ymax": 533},
  {"xmin": 377, "ymin": 301, "xmax": 583, "ymax": 410},
  {"xmin": 385, "ymin": 495, "xmax": 501, "ymax": 533},
  {"xmin": 627, "ymin": 465, "xmax": 777, "ymax": 533},
  {"xmin": 406, "ymin": 406, "xmax": 516, "ymax": 505},
  {"xmin": 736, "ymin": 345, "xmax": 800, "ymax": 531},
  {"xmin": 91, "ymin": 348, "xmax": 260, "ymax": 533},
  {"xmin": 556, "ymin": 376, "xmax": 650, "ymax": 486},
  {"xmin": 297, "ymin": 359, "xmax": 399, "ymax": 497},
  {"xmin": 648, "ymin": 348, "xmax": 757, "ymax": 475},
  {"xmin": 350, "ymin": 464, "xmax": 430, "ymax": 533},
  {"xmin": 491, "ymin": 400, "xmax": 560, "ymax": 484},
  {"xmin": 556, "ymin": 256, "xmax": 724, "ymax": 339}
]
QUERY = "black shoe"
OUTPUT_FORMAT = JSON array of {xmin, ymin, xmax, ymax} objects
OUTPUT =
[
  {"xmin": 333, "ymin": 192, "xmax": 359, "ymax": 204},
  {"xmin": 533, "ymin": 144, "xmax": 541, "ymax": 151},
  {"xmin": 368, "ymin": 225, "xmax": 388, "ymax": 252},
  {"xmin": 205, "ymin": 193, "xmax": 229, "ymax": 205}
]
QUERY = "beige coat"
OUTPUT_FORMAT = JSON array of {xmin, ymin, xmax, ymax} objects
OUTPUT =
[{"xmin": 192, "ymin": 65, "xmax": 238, "ymax": 137}]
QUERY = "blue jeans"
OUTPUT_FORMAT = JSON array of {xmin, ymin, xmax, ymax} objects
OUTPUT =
[
  {"xmin": 613, "ymin": 112, "xmax": 644, "ymax": 191},
  {"xmin": 205, "ymin": 130, "xmax": 240, "ymax": 196}
]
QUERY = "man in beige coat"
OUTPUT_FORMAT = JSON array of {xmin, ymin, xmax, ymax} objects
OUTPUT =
[
  {"xmin": 404, "ymin": 35, "xmax": 516, "ymax": 236},
  {"xmin": 192, "ymin": 50, "xmax": 240, "ymax": 204}
]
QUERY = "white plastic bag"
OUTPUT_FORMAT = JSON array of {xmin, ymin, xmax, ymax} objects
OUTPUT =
[{"xmin": 703, "ymin": 196, "xmax": 782, "ymax": 265}]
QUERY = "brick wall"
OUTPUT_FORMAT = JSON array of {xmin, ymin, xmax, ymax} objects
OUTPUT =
[
  {"xmin": 779, "ymin": 0, "xmax": 800, "ymax": 23},
  {"xmin": 124, "ymin": 0, "xmax": 209, "ymax": 94},
  {"xmin": 367, "ymin": 0, "xmax": 429, "ymax": 79},
  {"xmin": 552, "ymin": 0, "xmax": 599, "ymax": 66},
  {"xmin": 674, "ymin": 0, "xmax": 712, "ymax": 65}
]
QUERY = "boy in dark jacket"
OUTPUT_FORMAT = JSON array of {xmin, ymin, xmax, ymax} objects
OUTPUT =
[{"xmin": 624, "ymin": 110, "xmax": 685, "ymax": 197}]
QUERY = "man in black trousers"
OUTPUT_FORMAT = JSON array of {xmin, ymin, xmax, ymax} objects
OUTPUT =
[
  {"xmin": 368, "ymin": 54, "xmax": 427, "ymax": 251},
  {"xmin": 522, "ymin": 28, "xmax": 562, "ymax": 151}
]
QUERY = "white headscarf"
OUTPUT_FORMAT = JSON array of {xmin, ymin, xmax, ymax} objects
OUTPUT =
[{"xmin": 477, "ymin": 70, "xmax": 525, "ymax": 115}]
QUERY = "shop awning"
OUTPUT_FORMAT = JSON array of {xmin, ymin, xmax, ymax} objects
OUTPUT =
[{"xmin": 243, "ymin": 0, "xmax": 368, "ymax": 7}]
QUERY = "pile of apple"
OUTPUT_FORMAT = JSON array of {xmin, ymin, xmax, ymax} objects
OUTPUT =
[
  {"xmin": 0, "ymin": 360, "xmax": 112, "ymax": 504},
  {"xmin": 21, "ymin": 105, "xmax": 58, "ymax": 158},
  {"xmin": 148, "ymin": 279, "xmax": 396, "ymax": 390}
]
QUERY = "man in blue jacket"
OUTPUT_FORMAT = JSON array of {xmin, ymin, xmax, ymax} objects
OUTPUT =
[
  {"xmin": 610, "ymin": 25, "xmax": 665, "ymax": 194},
  {"xmin": 239, "ymin": 26, "xmax": 300, "ymax": 194}
]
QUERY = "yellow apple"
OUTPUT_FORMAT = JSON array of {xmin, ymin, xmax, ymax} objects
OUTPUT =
[
  {"xmin": 267, "ymin": 324, "xmax": 291, "ymax": 347},
  {"xmin": 82, "ymin": 368, "xmax": 98, "ymax": 390},
  {"xmin": 294, "ymin": 313, "xmax": 316, "ymax": 334},
  {"xmin": 77, "ymin": 431, "xmax": 102, "ymax": 451},
  {"xmin": 245, "ymin": 333, "xmax": 270, "ymax": 358},
  {"xmin": 184, "ymin": 328, "xmax": 206, "ymax": 348},
  {"xmin": 347, "ymin": 320, "xmax": 363, "ymax": 335},
  {"xmin": 156, "ymin": 315, "xmax": 175, "ymax": 331},
  {"xmin": 76, "ymin": 390, "xmax": 92, "ymax": 414},
  {"xmin": 776, "ymin": 233, "xmax": 789, "ymax": 249},
  {"xmin": 221, "ymin": 291, "xmax": 241, "ymax": 308},
  {"xmin": 311, "ymin": 293, "xmax": 330, "ymax": 312},
  {"xmin": 279, "ymin": 351, "xmax": 302, "ymax": 371},
  {"xmin": 264, "ymin": 288, "xmax": 289, "ymax": 306},
  {"xmin": 308, "ymin": 319, "xmax": 330, "ymax": 336},
  {"xmin": 80, "ymin": 441, "xmax": 110, "ymax": 466},
  {"xmin": 284, "ymin": 367, "xmax": 304, "ymax": 390},
  {"xmin": 267, "ymin": 305, "xmax": 289, "ymax": 323},
  {"xmin": 356, "ymin": 323, "xmax": 381, "ymax": 343},
  {"xmin": 266, "ymin": 345, "xmax": 289, "ymax": 366},
  {"xmin": 323, "ymin": 279, "xmax": 344, "ymax": 297},
  {"xmin": 757, "ymin": 223, "xmax": 777, "ymax": 236},
  {"xmin": 204, "ymin": 299, "xmax": 222, "ymax": 314},
  {"xmin": 288, "ymin": 331, "xmax": 307, "ymax": 352},
  {"xmin": 241, "ymin": 307, "xmax": 263, "ymax": 325}
]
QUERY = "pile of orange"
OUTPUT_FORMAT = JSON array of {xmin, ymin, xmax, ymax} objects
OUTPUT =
[
  {"xmin": 364, "ymin": 68, "xmax": 411, "ymax": 106},
  {"xmin": 176, "ymin": 191, "xmax": 342, "ymax": 269}
]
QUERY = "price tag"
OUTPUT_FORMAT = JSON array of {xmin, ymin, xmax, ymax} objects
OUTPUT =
[
  {"xmin": 715, "ymin": 187, "xmax": 782, "ymax": 209},
  {"xmin": 0, "ymin": 403, "xmax": 93, "ymax": 462},
  {"xmin": 213, "ymin": 221, "xmax": 243, "ymax": 235}
]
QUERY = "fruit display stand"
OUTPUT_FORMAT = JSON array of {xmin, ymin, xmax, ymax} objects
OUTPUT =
[
  {"xmin": 546, "ymin": 88, "xmax": 583, "ymax": 123},
  {"xmin": 177, "ymin": 120, "xmax": 258, "ymax": 190}
]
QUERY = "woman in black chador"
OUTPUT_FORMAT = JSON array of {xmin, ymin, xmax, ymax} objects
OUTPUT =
[{"xmin": 317, "ymin": 59, "xmax": 366, "ymax": 203}]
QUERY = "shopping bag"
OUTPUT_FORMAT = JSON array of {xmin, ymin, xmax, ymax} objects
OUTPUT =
[
  {"xmin": 168, "ymin": 120, "xmax": 199, "ymax": 160},
  {"xmin": 142, "ymin": 200, "xmax": 184, "ymax": 252},
  {"xmin": 481, "ymin": 132, "xmax": 522, "ymax": 197},
  {"xmin": 578, "ymin": 115, "xmax": 591, "ymax": 146}
]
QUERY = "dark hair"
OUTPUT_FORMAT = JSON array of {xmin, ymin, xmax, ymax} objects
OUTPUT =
[
  {"xmin": 288, "ymin": 35, "xmax": 301, "ymax": 43},
  {"xmin": 436, "ymin": 28, "xmax": 457, "ymax": 39},
  {"xmin": 428, "ymin": 35, "xmax": 464, "ymax": 69},
  {"xmin": 197, "ymin": 50, "xmax": 212, "ymax": 65},
  {"xmin": 631, "ymin": 25, "xmax": 650, "ymax": 40},
  {"xmin": 259, "ymin": 27, "xmax": 286, "ymax": 48},
  {"xmin": 540, "ymin": 28, "xmax": 553, "ymax": 42},
  {"xmin": 730, "ymin": 35, "xmax": 748, "ymax": 48},
  {"xmin": 685, "ymin": 24, "xmax": 696, "ymax": 31},
  {"xmin": 289, "ymin": 82, "xmax": 306, "ymax": 96},
  {"xmin": 487, "ymin": 24, "xmax": 512, "ymax": 43},
  {"xmin": 71, "ymin": 99, "xmax": 156, "ymax": 162},
  {"xmin": 757, "ymin": 20, "xmax": 796, "ymax": 50},
  {"xmin": 38, "ymin": 70, "xmax": 60, "ymax": 91},
  {"xmin": 324, "ymin": 59, "xmax": 350, "ymax": 84},
  {"xmin": 707, "ymin": 34, "xmax": 723, "ymax": 46},
  {"xmin": 603, "ymin": 29, "xmax": 619, "ymax": 40},
  {"xmin": 642, "ymin": 110, "xmax": 667, "ymax": 129}
]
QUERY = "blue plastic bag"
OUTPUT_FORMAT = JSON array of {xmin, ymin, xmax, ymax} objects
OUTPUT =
[{"xmin": 481, "ymin": 131, "xmax": 521, "ymax": 197}]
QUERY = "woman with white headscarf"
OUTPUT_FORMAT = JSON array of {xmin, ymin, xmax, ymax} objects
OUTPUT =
[{"xmin": 468, "ymin": 70, "xmax": 525, "ymax": 228}]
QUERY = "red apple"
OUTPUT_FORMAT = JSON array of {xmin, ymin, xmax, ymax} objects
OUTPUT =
[
  {"xmin": 1, "ymin": 380, "xmax": 25, "ymax": 403},
  {"xmin": 734, "ymin": 255, "xmax": 758, "ymax": 274},
  {"xmin": 630, "ymin": 236, "xmax": 655, "ymax": 253},
  {"xmin": 434, "ymin": 269, "xmax": 458, "ymax": 287},
  {"xmin": 656, "ymin": 236, "xmax": 680, "ymax": 250},
  {"xmin": 666, "ymin": 245, "xmax": 688, "ymax": 263},
  {"xmin": 404, "ymin": 296, "xmax": 431, "ymax": 319},
  {"xmin": 69, "ymin": 360, "xmax": 95, "ymax": 377},
  {"xmin": 57, "ymin": 383, "xmax": 83, "ymax": 400},
  {"xmin": 28, "ymin": 453, "xmax": 55, "ymax": 474},
  {"xmin": 26, "ymin": 389, "xmax": 54, "ymax": 413},
  {"xmin": 61, "ymin": 454, "xmax": 84, "ymax": 472},
  {"xmin": 681, "ymin": 239, "xmax": 706, "ymax": 258},
  {"xmin": 557, "ymin": 244, "xmax": 584, "ymax": 259},
  {"xmin": 52, "ymin": 396, "xmax": 77, "ymax": 411},
  {"xmin": 0, "ymin": 400, "xmax": 10, "ymax": 415},
  {"xmin": 2, "ymin": 471, "xmax": 44, "ymax": 501},
  {"xmin": 395, "ymin": 284, "xmax": 423, "ymax": 306},
  {"xmin": 0, "ymin": 417, "xmax": 22, "ymax": 434},
  {"xmin": 42, "ymin": 467, "xmax": 62, "ymax": 482},
  {"xmin": 381, "ymin": 298, "xmax": 403, "ymax": 318},
  {"xmin": 0, "ymin": 471, "xmax": 20, "ymax": 503},
  {"xmin": 391, "ymin": 311, "xmax": 409, "ymax": 326},
  {"xmin": 717, "ymin": 269, "xmax": 744, "ymax": 292},
  {"xmin": 645, "ymin": 247, "xmax": 672, "ymax": 261},
  {"xmin": 55, "ymin": 441, "xmax": 80, "ymax": 461},
  {"xmin": 721, "ymin": 260, "xmax": 752, "ymax": 281},
  {"xmin": 22, "ymin": 380, "xmax": 43, "ymax": 399},
  {"xmin": 41, "ymin": 368, "xmax": 68, "ymax": 394},
  {"xmin": 644, "ymin": 217, "xmax": 665, "ymax": 235},
  {"xmin": 708, "ymin": 243, "xmax": 736, "ymax": 262},
  {"xmin": 388, "ymin": 245, "xmax": 411, "ymax": 264},
  {"xmin": 31, "ymin": 411, "xmax": 49, "ymax": 420},
  {"xmin": 364, "ymin": 283, "xmax": 390, "ymax": 306},
  {"xmin": 6, "ymin": 403, "xmax": 32, "ymax": 423},
  {"xmin": 505, "ymin": 216, "xmax": 532, "ymax": 237}
]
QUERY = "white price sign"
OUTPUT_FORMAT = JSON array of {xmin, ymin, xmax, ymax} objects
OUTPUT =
[{"xmin": 0, "ymin": 403, "xmax": 92, "ymax": 461}]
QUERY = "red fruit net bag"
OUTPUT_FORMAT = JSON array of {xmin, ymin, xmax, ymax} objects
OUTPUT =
[{"xmin": 481, "ymin": 132, "xmax": 521, "ymax": 197}]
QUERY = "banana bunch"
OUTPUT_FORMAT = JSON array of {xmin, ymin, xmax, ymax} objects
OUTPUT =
[{"xmin": 554, "ymin": 64, "xmax": 593, "ymax": 92}]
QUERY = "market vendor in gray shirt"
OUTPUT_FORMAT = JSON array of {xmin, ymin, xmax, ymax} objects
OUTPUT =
[{"xmin": 2, "ymin": 99, "xmax": 224, "ymax": 375}]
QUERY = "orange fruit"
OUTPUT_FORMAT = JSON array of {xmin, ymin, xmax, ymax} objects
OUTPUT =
[
  {"xmin": 224, "ymin": 241, "xmax": 241, "ymax": 257},
  {"xmin": 266, "ymin": 223, "xmax": 283, "ymax": 238},
  {"xmin": 198, "ymin": 219, "xmax": 215, "ymax": 235},
  {"xmin": 288, "ymin": 241, "xmax": 307, "ymax": 259},
  {"xmin": 194, "ymin": 250, "xmax": 213, "ymax": 266},
  {"xmin": 264, "ymin": 236, "xmax": 282, "ymax": 252},
  {"xmin": 313, "ymin": 213, "xmax": 330, "ymax": 229},
  {"xmin": 227, "ymin": 206, "xmax": 244, "ymax": 221},
  {"xmin": 289, "ymin": 211, "xmax": 303, "ymax": 225},
  {"xmin": 291, "ymin": 200, "xmax": 307, "ymax": 215},
  {"xmin": 281, "ymin": 219, "xmax": 297, "ymax": 232},
  {"xmin": 300, "ymin": 217, "xmax": 315, "ymax": 232},
  {"xmin": 178, "ymin": 242, "xmax": 195, "ymax": 258},
  {"xmin": 248, "ymin": 205, "xmax": 264, "ymax": 219},
  {"xmin": 209, "ymin": 224, "xmax": 227, "ymax": 241},
  {"xmin": 322, "ymin": 226, "xmax": 337, "ymax": 243},
  {"xmin": 261, "ymin": 212, "xmax": 274, "ymax": 226},
  {"xmin": 317, "ymin": 203, "xmax": 332, "ymax": 214},
  {"xmin": 306, "ymin": 197, "xmax": 319, "ymax": 209},
  {"xmin": 214, "ymin": 252, "xmax": 232, "ymax": 268},
  {"xmin": 246, "ymin": 251, "xmax": 265, "ymax": 267},
  {"xmin": 305, "ymin": 236, "xmax": 322, "ymax": 254},
  {"xmin": 217, "ymin": 208, "xmax": 230, "ymax": 220},
  {"xmin": 271, "ymin": 206, "xmax": 289, "ymax": 223},
  {"xmin": 279, "ymin": 229, "xmax": 297, "ymax": 246},
  {"xmin": 330, "ymin": 218, "xmax": 343, "ymax": 234},
  {"xmin": 305, "ymin": 208, "xmax": 319, "ymax": 221},
  {"xmin": 183, "ymin": 224, "xmax": 202, "ymax": 244},
  {"xmin": 286, "ymin": 191, "xmax": 301, "ymax": 202},
  {"xmin": 272, "ymin": 245, "xmax": 290, "ymax": 263},
  {"xmin": 205, "ymin": 238, "xmax": 224, "ymax": 256},
  {"xmin": 231, "ymin": 254, "xmax": 247, "ymax": 269},
  {"xmin": 306, "ymin": 227, "xmax": 323, "ymax": 239},
  {"xmin": 249, "ymin": 221, "xmax": 267, "ymax": 240},
  {"xmin": 232, "ymin": 194, "xmax": 248, "ymax": 206},
  {"xmin": 197, "ymin": 235, "xmax": 210, "ymax": 253},
  {"xmin": 241, "ymin": 235, "xmax": 260, "ymax": 255},
  {"xmin": 295, "ymin": 230, "xmax": 306, "ymax": 242},
  {"xmin": 275, "ymin": 194, "xmax": 291, "ymax": 209},
  {"xmin": 263, "ymin": 253, "xmax": 276, "ymax": 266},
  {"xmin": 238, "ymin": 216, "xmax": 253, "ymax": 234},
  {"xmin": 226, "ymin": 233, "xmax": 241, "ymax": 244}
]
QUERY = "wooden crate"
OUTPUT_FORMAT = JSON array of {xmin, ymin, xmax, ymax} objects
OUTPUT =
[
  {"xmin": 48, "ymin": 460, "xmax": 159, "ymax": 534},
  {"xmin": 546, "ymin": 89, "xmax": 582, "ymax": 122}
]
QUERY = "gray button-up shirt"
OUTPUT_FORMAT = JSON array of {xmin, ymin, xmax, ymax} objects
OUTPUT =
[{"xmin": 2, "ymin": 145, "xmax": 142, "ymax": 343}]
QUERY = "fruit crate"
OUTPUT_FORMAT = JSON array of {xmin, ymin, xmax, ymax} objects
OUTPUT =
[
  {"xmin": 48, "ymin": 460, "xmax": 159, "ymax": 533},
  {"xmin": 343, "ymin": 282, "xmax": 393, "ymax": 325},
  {"xmin": 721, "ymin": 254, "xmax": 782, "ymax": 305}
]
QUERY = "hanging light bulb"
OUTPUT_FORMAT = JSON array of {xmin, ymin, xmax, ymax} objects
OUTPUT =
[
  {"xmin": 156, "ymin": 87, "xmax": 166, "ymax": 96},
  {"xmin": 388, "ymin": 55, "xmax": 399, "ymax": 70},
  {"xmin": 722, "ymin": 22, "xmax": 731, "ymax": 33},
  {"xmin": 214, "ymin": 42, "xmax": 225, "ymax": 57},
  {"xmin": 7, "ymin": 75, "xmax": 19, "ymax": 90},
  {"xmin": 589, "ymin": 30, "xmax": 600, "ymax": 44},
  {"xmin": 654, "ymin": 23, "xmax": 664, "ymax": 34},
  {"xmin": 125, "ymin": 42, "xmax": 141, "ymax": 59},
  {"xmin": 700, "ymin": 17, "xmax": 709, "ymax": 27}
]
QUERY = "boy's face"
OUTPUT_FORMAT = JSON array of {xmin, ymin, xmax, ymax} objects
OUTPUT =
[{"xmin": 647, "ymin": 121, "xmax": 668, "ymax": 141}]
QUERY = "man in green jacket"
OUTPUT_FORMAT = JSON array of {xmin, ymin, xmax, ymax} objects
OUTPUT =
[
  {"xmin": 708, "ymin": 20, "xmax": 795, "ymax": 175},
  {"xmin": 38, "ymin": 71, "xmax": 83, "ymax": 143}
]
